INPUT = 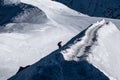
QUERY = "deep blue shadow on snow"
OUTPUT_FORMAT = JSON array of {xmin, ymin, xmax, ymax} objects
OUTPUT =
[
  {"xmin": 8, "ymin": 25, "xmax": 110, "ymax": 80},
  {"xmin": 8, "ymin": 50, "xmax": 109, "ymax": 80},
  {"xmin": 31, "ymin": 60, "xmax": 109, "ymax": 80},
  {"xmin": 54, "ymin": 0, "xmax": 120, "ymax": 19}
]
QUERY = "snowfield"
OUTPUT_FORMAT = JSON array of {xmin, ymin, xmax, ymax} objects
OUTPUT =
[
  {"xmin": 8, "ymin": 19, "xmax": 120, "ymax": 80},
  {"xmin": 0, "ymin": 0, "xmax": 120, "ymax": 80}
]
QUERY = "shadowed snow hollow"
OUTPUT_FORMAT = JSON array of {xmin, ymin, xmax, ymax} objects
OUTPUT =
[{"xmin": 0, "ymin": 2, "xmax": 48, "ymax": 26}]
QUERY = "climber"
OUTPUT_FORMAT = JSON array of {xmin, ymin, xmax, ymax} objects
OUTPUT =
[{"xmin": 57, "ymin": 41, "xmax": 62, "ymax": 48}]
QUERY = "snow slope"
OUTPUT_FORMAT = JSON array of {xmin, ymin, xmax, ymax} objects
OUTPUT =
[
  {"xmin": 61, "ymin": 19, "xmax": 120, "ymax": 80},
  {"xmin": 0, "ymin": 0, "xmax": 120, "ymax": 80},
  {"xmin": 0, "ymin": 0, "xmax": 87, "ymax": 79},
  {"xmin": 0, "ymin": 21, "xmax": 76, "ymax": 80},
  {"xmin": 88, "ymin": 21, "xmax": 120, "ymax": 80},
  {"xmin": 61, "ymin": 19, "xmax": 106, "ymax": 61},
  {"xmin": 8, "ymin": 19, "xmax": 120, "ymax": 80}
]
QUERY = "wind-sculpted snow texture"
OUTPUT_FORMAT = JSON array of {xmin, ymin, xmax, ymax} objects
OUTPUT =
[
  {"xmin": 8, "ymin": 20, "xmax": 112, "ymax": 80},
  {"xmin": 62, "ymin": 19, "xmax": 120, "ymax": 80},
  {"xmin": 61, "ymin": 19, "xmax": 106, "ymax": 61},
  {"xmin": 61, "ymin": 19, "xmax": 120, "ymax": 80}
]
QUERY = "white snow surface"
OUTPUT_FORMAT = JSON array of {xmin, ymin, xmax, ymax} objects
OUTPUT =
[
  {"xmin": 61, "ymin": 19, "xmax": 106, "ymax": 61},
  {"xmin": 0, "ymin": 0, "xmax": 120, "ymax": 80},
  {"xmin": 88, "ymin": 21, "xmax": 120, "ymax": 80}
]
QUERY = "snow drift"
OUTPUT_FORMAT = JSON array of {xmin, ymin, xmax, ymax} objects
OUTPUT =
[{"xmin": 8, "ymin": 20, "xmax": 120, "ymax": 80}]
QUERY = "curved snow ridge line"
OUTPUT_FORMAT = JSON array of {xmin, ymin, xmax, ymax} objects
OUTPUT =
[
  {"xmin": 87, "ymin": 21, "xmax": 120, "ymax": 80},
  {"xmin": 61, "ymin": 19, "xmax": 107, "ymax": 61},
  {"xmin": 20, "ymin": 0, "xmax": 84, "ymax": 20}
]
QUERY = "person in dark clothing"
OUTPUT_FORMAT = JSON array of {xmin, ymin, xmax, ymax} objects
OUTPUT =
[{"xmin": 57, "ymin": 41, "xmax": 62, "ymax": 48}]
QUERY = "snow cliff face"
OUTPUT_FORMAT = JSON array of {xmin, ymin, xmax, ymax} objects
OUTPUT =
[
  {"xmin": 8, "ymin": 19, "xmax": 120, "ymax": 80},
  {"xmin": 56, "ymin": 0, "xmax": 120, "ymax": 19}
]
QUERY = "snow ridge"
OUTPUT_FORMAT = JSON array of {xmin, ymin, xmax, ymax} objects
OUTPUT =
[
  {"xmin": 8, "ymin": 20, "xmax": 112, "ymax": 80},
  {"xmin": 7, "ymin": 19, "xmax": 120, "ymax": 80},
  {"xmin": 60, "ymin": 19, "xmax": 120, "ymax": 80},
  {"xmin": 61, "ymin": 19, "xmax": 106, "ymax": 61}
]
